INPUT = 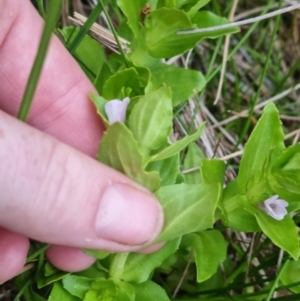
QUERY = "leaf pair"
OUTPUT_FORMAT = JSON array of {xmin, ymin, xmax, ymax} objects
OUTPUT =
[
  {"xmin": 221, "ymin": 103, "xmax": 300, "ymax": 260},
  {"xmin": 50, "ymin": 274, "xmax": 170, "ymax": 301},
  {"xmin": 92, "ymin": 87, "xmax": 206, "ymax": 191}
]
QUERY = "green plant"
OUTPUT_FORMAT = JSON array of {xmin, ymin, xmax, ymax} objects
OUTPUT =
[{"xmin": 13, "ymin": 0, "xmax": 300, "ymax": 300}]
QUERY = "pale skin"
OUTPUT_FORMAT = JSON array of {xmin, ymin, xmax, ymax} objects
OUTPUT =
[{"xmin": 0, "ymin": 0, "xmax": 164, "ymax": 283}]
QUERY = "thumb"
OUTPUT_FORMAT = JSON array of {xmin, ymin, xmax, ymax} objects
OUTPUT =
[{"xmin": 0, "ymin": 111, "xmax": 164, "ymax": 252}]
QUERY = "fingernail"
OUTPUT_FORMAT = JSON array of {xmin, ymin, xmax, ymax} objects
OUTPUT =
[{"xmin": 95, "ymin": 183, "xmax": 163, "ymax": 245}]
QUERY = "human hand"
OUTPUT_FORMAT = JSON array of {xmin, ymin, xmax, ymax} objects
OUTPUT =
[{"xmin": 0, "ymin": 0, "xmax": 163, "ymax": 283}]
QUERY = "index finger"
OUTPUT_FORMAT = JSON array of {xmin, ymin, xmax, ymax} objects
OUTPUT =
[{"xmin": 0, "ymin": 0, "xmax": 103, "ymax": 156}]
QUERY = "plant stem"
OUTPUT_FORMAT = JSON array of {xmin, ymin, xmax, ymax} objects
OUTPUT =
[
  {"xmin": 17, "ymin": 0, "xmax": 62, "ymax": 122},
  {"xmin": 35, "ymin": 0, "xmax": 46, "ymax": 18},
  {"xmin": 98, "ymin": 0, "xmax": 129, "ymax": 68},
  {"xmin": 109, "ymin": 252, "xmax": 129, "ymax": 280},
  {"xmin": 222, "ymin": 261, "xmax": 247, "ymax": 287}
]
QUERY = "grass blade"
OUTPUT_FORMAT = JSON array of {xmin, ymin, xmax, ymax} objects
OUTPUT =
[
  {"xmin": 67, "ymin": 1, "xmax": 104, "ymax": 54},
  {"xmin": 17, "ymin": 0, "xmax": 63, "ymax": 121}
]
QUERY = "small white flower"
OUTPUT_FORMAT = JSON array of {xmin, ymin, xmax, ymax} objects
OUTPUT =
[
  {"xmin": 104, "ymin": 97, "xmax": 130, "ymax": 124},
  {"xmin": 259, "ymin": 195, "xmax": 289, "ymax": 220}
]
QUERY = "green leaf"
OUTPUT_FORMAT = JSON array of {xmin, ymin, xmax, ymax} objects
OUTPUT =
[
  {"xmin": 150, "ymin": 123, "xmax": 205, "ymax": 161},
  {"xmin": 222, "ymin": 193, "xmax": 260, "ymax": 232},
  {"xmin": 270, "ymin": 143, "xmax": 300, "ymax": 197},
  {"xmin": 83, "ymin": 290, "xmax": 98, "ymax": 301},
  {"xmin": 272, "ymin": 143, "xmax": 300, "ymax": 174},
  {"xmin": 127, "ymin": 60, "xmax": 152, "ymax": 91},
  {"xmin": 219, "ymin": 180, "xmax": 260, "ymax": 232},
  {"xmin": 61, "ymin": 27, "xmax": 105, "ymax": 82},
  {"xmin": 155, "ymin": 183, "xmax": 220, "ymax": 242},
  {"xmin": 150, "ymin": 63, "xmax": 206, "ymax": 106},
  {"xmin": 44, "ymin": 261, "xmax": 61, "ymax": 276},
  {"xmin": 84, "ymin": 279, "xmax": 116, "ymax": 301},
  {"xmin": 128, "ymin": 87, "xmax": 173, "ymax": 150},
  {"xmin": 98, "ymin": 122, "xmax": 160, "ymax": 191},
  {"xmin": 74, "ymin": 264, "xmax": 108, "ymax": 279},
  {"xmin": 122, "ymin": 238, "xmax": 180, "ymax": 283},
  {"xmin": 183, "ymin": 142, "xmax": 205, "ymax": 184},
  {"xmin": 84, "ymin": 249, "xmax": 110, "ymax": 260},
  {"xmin": 86, "ymin": 279, "xmax": 134, "ymax": 301},
  {"xmin": 255, "ymin": 209, "xmax": 300, "ymax": 260},
  {"xmin": 63, "ymin": 276, "xmax": 93, "ymax": 299},
  {"xmin": 49, "ymin": 282, "xmax": 80, "ymax": 301},
  {"xmin": 186, "ymin": 0, "xmax": 211, "ymax": 17},
  {"xmin": 145, "ymin": 8, "xmax": 239, "ymax": 58},
  {"xmin": 191, "ymin": 11, "xmax": 239, "ymax": 36},
  {"xmin": 145, "ymin": 8, "xmax": 192, "ymax": 58},
  {"xmin": 89, "ymin": 93, "xmax": 110, "ymax": 128},
  {"xmin": 94, "ymin": 62, "xmax": 114, "ymax": 95},
  {"xmin": 132, "ymin": 281, "xmax": 170, "ymax": 301},
  {"xmin": 117, "ymin": 282, "xmax": 135, "ymax": 301},
  {"xmin": 238, "ymin": 103, "xmax": 285, "ymax": 193},
  {"xmin": 157, "ymin": 0, "xmax": 175, "ymax": 8},
  {"xmin": 273, "ymin": 173, "xmax": 300, "ymax": 196},
  {"xmin": 37, "ymin": 262, "xmax": 70, "ymax": 288},
  {"xmin": 157, "ymin": 0, "xmax": 210, "ymax": 14},
  {"xmin": 147, "ymin": 154, "xmax": 180, "ymax": 185},
  {"xmin": 102, "ymin": 68, "xmax": 143, "ymax": 100},
  {"xmin": 176, "ymin": 171, "xmax": 185, "ymax": 184},
  {"xmin": 182, "ymin": 230, "xmax": 228, "ymax": 282},
  {"xmin": 92, "ymin": 278, "xmax": 117, "ymax": 290},
  {"xmin": 267, "ymin": 173, "xmax": 300, "ymax": 210},
  {"xmin": 199, "ymin": 158, "xmax": 226, "ymax": 186},
  {"xmin": 280, "ymin": 259, "xmax": 300, "ymax": 293},
  {"xmin": 116, "ymin": 0, "xmax": 145, "ymax": 43},
  {"xmin": 242, "ymin": 172, "xmax": 273, "ymax": 207},
  {"xmin": 129, "ymin": 45, "xmax": 205, "ymax": 105},
  {"xmin": 129, "ymin": 43, "xmax": 160, "ymax": 68}
]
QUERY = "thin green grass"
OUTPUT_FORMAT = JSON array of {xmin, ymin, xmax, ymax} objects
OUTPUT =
[
  {"xmin": 17, "ymin": 0, "xmax": 63, "ymax": 121},
  {"xmin": 67, "ymin": 2, "xmax": 103, "ymax": 54},
  {"xmin": 98, "ymin": 0, "xmax": 129, "ymax": 67},
  {"xmin": 25, "ymin": 244, "xmax": 50, "ymax": 264}
]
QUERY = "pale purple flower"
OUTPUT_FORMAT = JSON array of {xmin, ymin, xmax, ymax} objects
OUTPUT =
[
  {"xmin": 104, "ymin": 97, "xmax": 130, "ymax": 124},
  {"xmin": 259, "ymin": 195, "xmax": 289, "ymax": 220}
]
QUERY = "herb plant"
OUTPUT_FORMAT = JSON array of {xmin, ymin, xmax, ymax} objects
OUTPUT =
[{"xmin": 12, "ymin": 0, "xmax": 300, "ymax": 300}]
